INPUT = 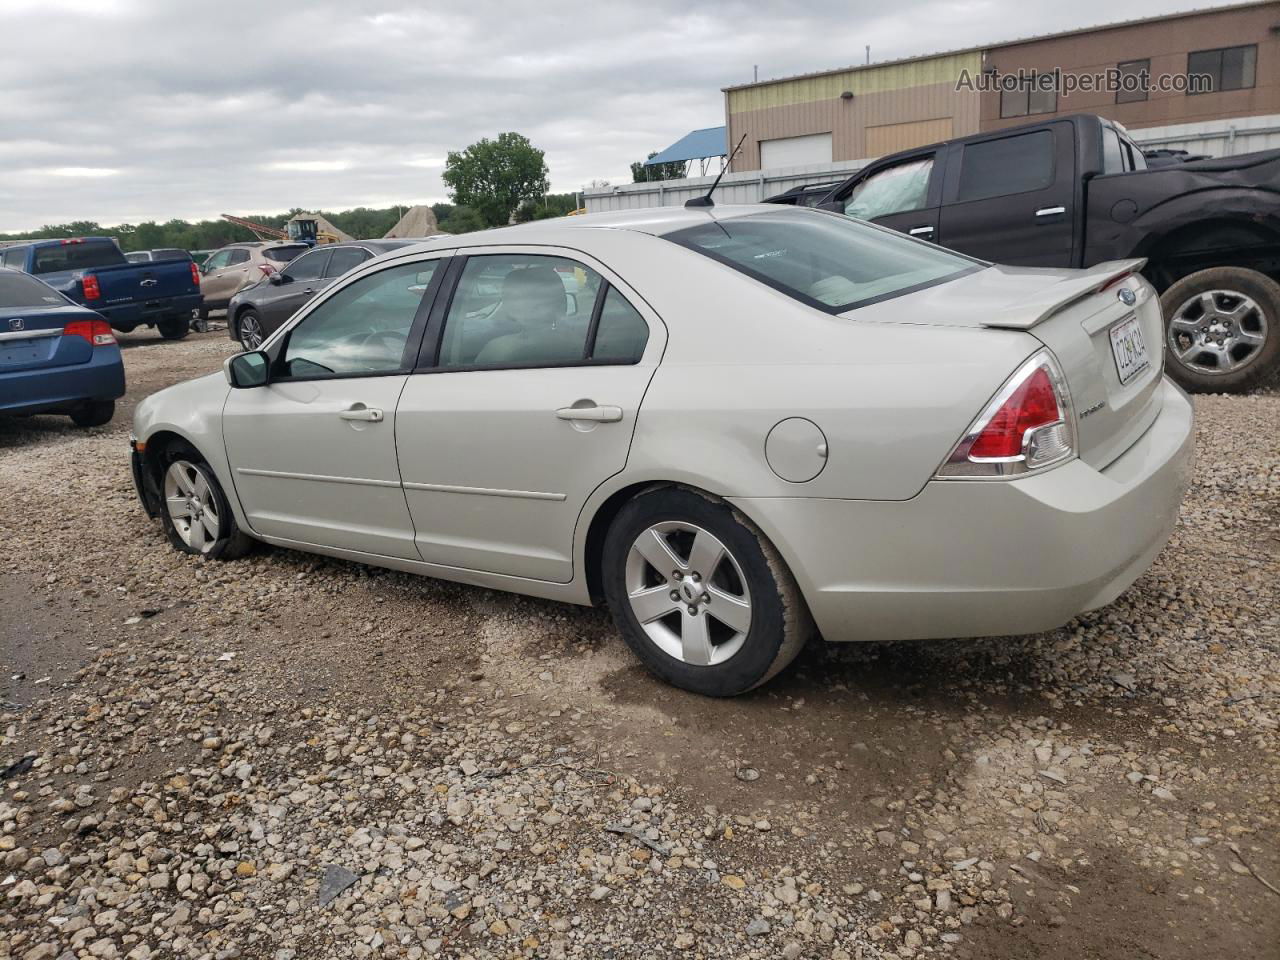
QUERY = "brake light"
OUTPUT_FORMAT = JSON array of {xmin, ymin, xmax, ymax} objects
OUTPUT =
[
  {"xmin": 258, "ymin": 263, "xmax": 275, "ymax": 277},
  {"xmin": 191, "ymin": 261, "xmax": 201, "ymax": 286},
  {"xmin": 60, "ymin": 238, "xmax": 86, "ymax": 245},
  {"xmin": 82, "ymin": 274, "xmax": 101, "ymax": 300},
  {"xmin": 64, "ymin": 317, "xmax": 117, "ymax": 346},
  {"xmin": 937, "ymin": 351, "xmax": 1076, "ymax": 479}
]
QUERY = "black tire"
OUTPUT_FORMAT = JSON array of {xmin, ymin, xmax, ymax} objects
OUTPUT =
[
  {"xmin": 155, "ymin": 442, "xmax": 254, "ymax": 560},
  {"xmin": 236, "ymin": 308, "xmax": 266, "ymax": 351},
  {"xmin": 69, "ymin": 400, "xmax": 114, "ymax": 428},
  {"xmin": 601, "ymin": 487, "xmax": 813, "ymax": 697},
  {"xmin": 1160, "ymin": 267, "xmax": 1280, "ymax": 393},
  {"xmin": 197, "ymin": 306, "xmax": 210, "ymax": 323},
  {"xmin": 157, "ymin": 315, "xmax": 191, "ymax": 341}
]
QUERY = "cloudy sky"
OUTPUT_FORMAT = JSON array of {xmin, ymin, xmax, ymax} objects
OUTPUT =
[{"xmin": 0, "ymin": 0, "xmax": 1238, "ymax": 231}]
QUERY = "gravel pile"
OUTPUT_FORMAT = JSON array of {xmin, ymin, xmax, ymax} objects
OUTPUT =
[{"xmin": 1, "ymin": 336, "xmax": 1277, "ymax": 959}]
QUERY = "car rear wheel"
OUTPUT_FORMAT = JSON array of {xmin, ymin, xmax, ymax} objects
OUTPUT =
[
  {"xmin": 158, "ymin": 315, "xmax": 191, "ymax": 341},
  {"xmin": 1162, "ymin": 267, "xmax": 1280, "ymax": 393},
  {"xmin": 602, "ymin": 487, "xmax": 812, "ymax": 697},
  {"xmin": 237, "ymin": 309, "xmax": 265, "ymax": 350},
  {"xmin": 69, "ymin": 400, "xmax": 114, "ymax": 428},
  {"xmin": 159, "ymin": 450, "xmax": 253, "ymax": 560}
]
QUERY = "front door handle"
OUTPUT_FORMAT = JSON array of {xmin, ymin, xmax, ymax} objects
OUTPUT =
[
  {"xmin": 1035, "ymin": 206, "xmax": 1066, "ymax": 218},
  {"xmin": 909, "ymin": 225, "xmax": 934, "ymax": 236},
  {"xmin": 556, "ymin": 404, "xmax": 623, "ymax": 423},
  {"xmin": 339, "ymin": 405, "xmax": 384, "ymax": 422}
]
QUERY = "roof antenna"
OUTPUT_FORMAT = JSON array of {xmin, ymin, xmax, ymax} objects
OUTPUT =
[{"xmin": 686, "ymin": 134, "xmax": 747, "ymax": 209}]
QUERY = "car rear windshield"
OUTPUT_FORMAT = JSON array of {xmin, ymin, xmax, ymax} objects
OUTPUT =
[
  {"xmin": 30, "ymin": 241, "xmax": 127, "ymax": 275},
  {"xmin": 665, "ymin": 210, "xmax": 980, "ymax": 312},
  {"xmin": 0, "ymin": 271, "xmax": 69, "ymax": 308},
  {"xmin": 263, "ymin": 245, "xmax": 308, "ymax": 263}
]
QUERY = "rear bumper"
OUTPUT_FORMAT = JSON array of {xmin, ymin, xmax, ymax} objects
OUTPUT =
[
  {"xmin": 99, "ymin": 294, "xmax": 203, "ymax": 330},
  {"xmin": 0, "ymin": 347, "xmax": 126, "ymax": 415},
  {"xmin": 732, "ymin": 377, "xmax": 1195, "ymax": 643}
]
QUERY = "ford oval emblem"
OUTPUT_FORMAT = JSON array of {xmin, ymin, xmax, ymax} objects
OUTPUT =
[{"xmin": 1117, "ymin": 287, "xmax": 1136, "ymax": 307}]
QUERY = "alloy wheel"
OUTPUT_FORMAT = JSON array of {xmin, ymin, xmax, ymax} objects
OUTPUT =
[
  {"xmin": 1168, "ymin": 289, "xmax": 1269, "ymax": 376},
  {"xmin": 624, "ymin": 521, "xmax": 752, "ymax": 666},
  {"xmin": 239, "ymin": 313, "xmax": 264, "ymax": 350},
  {"xmin": 164, "ymin": 460, "xmax": 221, "ymax": 554}
]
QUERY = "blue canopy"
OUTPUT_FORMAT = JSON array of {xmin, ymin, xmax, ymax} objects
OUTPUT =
[{"xmin": 645, "ymin": 126, "xmax": 727, "ymax": 166}]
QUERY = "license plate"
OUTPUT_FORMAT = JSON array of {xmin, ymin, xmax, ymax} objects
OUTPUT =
[{"xmin": 1109, "ymin": 315, "xmax": 1150, "ymax": 386}]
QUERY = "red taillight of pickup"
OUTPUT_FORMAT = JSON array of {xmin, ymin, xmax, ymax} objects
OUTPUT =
[
  {"xmin": 82, "ymin": 274, "xmax": 101, "ymax": 300},
  {"xmin": 191, "ymin": 261, "xmax": 201, "ymax": 287},
  {"xmin": 63, "ymin": 317, "xmax": 117, "ymax": 346}
]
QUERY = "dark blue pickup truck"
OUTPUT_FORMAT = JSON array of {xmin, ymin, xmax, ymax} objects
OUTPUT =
[{"xmin": 0, "ymin": 238, "xmax": 203, "ymax": 340}]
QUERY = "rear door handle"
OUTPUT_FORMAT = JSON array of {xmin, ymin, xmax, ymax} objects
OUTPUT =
[
  {"xmin": 909, "ymin": 226, "xmax": 934, "ymax": 236},
  {"xmin": 1035, "ymin": 206, "xmax": 1066, "ymax": 218},
  {"xmin": 339, "ymin": 405, "xmax": 384, "ymax": 422},
  {"xmin": 556, "ymin": 404, "xmax": 623, "ymax": 423}
]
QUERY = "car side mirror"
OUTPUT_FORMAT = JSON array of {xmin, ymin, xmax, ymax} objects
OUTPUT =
[
  {"xmin": 268, "ymin": 272, "xmax": 286, "ymax": 285},
  {"xmin": 224, "ymin": 350, "xmax": 270, "ymax": 388}
]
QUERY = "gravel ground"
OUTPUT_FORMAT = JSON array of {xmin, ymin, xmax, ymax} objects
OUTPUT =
[{"xmin": 1, "ymin": 329, "xmax": 1277, "ymax": 960}]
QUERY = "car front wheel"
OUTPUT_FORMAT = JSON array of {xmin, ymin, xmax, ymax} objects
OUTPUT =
[
  {"xmin": 602, "ymin": 487, "xmax": 812, "ymax": 697},
  {"xmin": 159, "ymin": 449, "xmax": 253, "ymax": 560}
]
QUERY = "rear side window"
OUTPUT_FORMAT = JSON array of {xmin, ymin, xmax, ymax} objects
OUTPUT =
[
  {"xmin": 0, "ymin": 271, "xmax": 69, "ymax": 308},
  {"xmin": 2, "ymin": 249, "xmax": 27, "ymax": 269},
  {"xmin": 956, "ymin": 131, "xmax": 1055, "ymax": 202},
  {"xmin": 667, "ymin": 210, "xmax": 978, "ymax": 313},
  {"xmin": 30, "ymin": 241, "xmax": 127, "ymax": 275},
  {"xmin": 1102, "ymin": 126, "xmax": 1125, "ymax": 174},
  {"xmin": 591, "ymin": 287, "xmax": 648, "ymax": 362}
]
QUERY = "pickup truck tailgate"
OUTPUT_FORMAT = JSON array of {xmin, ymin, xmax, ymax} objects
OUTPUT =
[
  {"xmin": 982, "ymin": 260, "xmax": 1166, "ymax": 470},
  {"xmin": 91, "ymin": 257, "xmax": 198, "ymax": 309}
]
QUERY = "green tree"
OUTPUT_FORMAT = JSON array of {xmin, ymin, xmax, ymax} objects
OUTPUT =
[
  {"xmin": 631, "ymin": 152, "xmax": 686, "ymax": 183},
  {"xmin": 439, "ymin": 205, "xmax": 487, "ymax": 234},
  {"xmin": 512, "ymin": 192, "xmax": 581, "ymax": 223},
  {"xmin": 442, "ymin": 132, "xmax": 550, "ymax": 228}
]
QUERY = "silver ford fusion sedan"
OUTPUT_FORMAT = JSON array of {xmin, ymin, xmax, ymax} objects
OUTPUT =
[{"xmin": 130, "ymin": 205, "xmax": 1194, "ymax": 697}]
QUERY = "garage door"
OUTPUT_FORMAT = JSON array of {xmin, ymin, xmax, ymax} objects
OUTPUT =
[
  {"xmin": 865, "ymin": 118, "xmax": 954, "ymax": 157},
  {"xmin": 759, "ymin": 132, "xmax": 833, "ymax": 167}
]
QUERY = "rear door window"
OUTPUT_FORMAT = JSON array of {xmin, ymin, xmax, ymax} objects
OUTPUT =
[
  {"xmin": 30, "ymin": 241, "xmax": 127, "ymax": 275},
  {"xmin": 327, "ymin": 247, "xmax": 371, "ymax": 277},
  {"xmin": 263, "ymin": 245, "xmax": 308, "ymax": 263},
  {"xmin": 956, "ymin": 131, "xmax": 1055, "ymax": 202},
  {"xmin": 226, "ymin": 249, "xmax": 251, "ymax": 266}
]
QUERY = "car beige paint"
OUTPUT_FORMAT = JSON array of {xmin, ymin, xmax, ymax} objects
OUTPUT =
[{"xmin": 133, "ymin": 205, "xmax": 1194, "ymax": 646}]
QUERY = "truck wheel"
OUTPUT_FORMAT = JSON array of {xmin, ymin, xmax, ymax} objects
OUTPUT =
[
  {"xmin": 1161, "ymin": 267, "xmax": 1280, "ymax": 393},
  {"xmin": 158, "ymin": 315, "xmax": 191, "ymax": 341},
  {"xmin": 69, "ymin": 400, "xmax": 114, "ymax": 428}
]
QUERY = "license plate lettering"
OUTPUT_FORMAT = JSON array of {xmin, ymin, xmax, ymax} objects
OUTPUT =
[{"xmin": 1109, "ymin": 316, "xmax": 1150, "ymax": 385}]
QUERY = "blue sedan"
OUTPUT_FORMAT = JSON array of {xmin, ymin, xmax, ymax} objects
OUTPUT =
[{"xmin": 0, "ymin": 267, "xmax": 126, "ymax": 427}]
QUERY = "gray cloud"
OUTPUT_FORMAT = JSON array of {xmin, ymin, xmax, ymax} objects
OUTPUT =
[{"xmin": 0, "ymin": 0, "xmax": 1230, "ymax": 231}]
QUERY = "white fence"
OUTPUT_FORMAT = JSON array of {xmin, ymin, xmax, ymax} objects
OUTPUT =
[{"xmin": 583, "ymin": 114, "xmax": 1280, "ymax": 214}]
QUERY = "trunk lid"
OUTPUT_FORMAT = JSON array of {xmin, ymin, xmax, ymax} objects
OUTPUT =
[
  {"xmin": 846, "ymin": 258, "xmax": 1164, "ymax": 470},
  {"xmin": 979, "ymin": 259, "xmax": 1165, "ymax": 470},
  {"xmin": 0, "ymin": 271, "xmax": 95, "ymax": 372}
]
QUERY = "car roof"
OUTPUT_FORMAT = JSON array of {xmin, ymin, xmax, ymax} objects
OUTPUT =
[{"xmin": 394, "ymin": 203, "xmax": 793, "ymax": 256}]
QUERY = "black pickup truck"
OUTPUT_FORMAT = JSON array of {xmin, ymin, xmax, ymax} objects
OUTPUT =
[{"xmin": 771, "ymin": 114, "xmax": 1280, "ymax": 393}]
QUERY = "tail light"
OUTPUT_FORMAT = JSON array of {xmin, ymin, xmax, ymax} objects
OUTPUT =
[
  {"xmin": 64, "ymin": 317, "xmax": 117, "ymax": 346},
  {"xmin": 191, "ymin": 261, "xmax": 201, "ymax": 286},
  {"xmin": 936, "ymin": 350, "xmax": 1076, "ymax": 479},
  {"xmin": 258, "ymin": 263, "xmax": 275, "ymax": 278},
  {"xmin": 82, "ymin": 274, "xmax": 101, "ymax": 300}
]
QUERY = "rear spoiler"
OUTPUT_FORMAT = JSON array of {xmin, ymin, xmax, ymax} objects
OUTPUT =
[{"xmin": 981, "ymin": 259, "xmax": 1147, "ymax": 330}]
